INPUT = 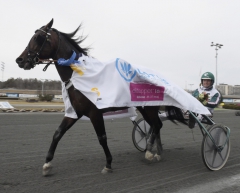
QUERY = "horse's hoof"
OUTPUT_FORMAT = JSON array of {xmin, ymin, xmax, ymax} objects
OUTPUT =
[
  {"xmin": 145, "ymin": 150, "xmax": 154, "ymax": 161},
  {"xmin": 101, "ymin": 167, "xmax": 113, "ymax": 174},
  {"xmin": 154, "ymin": 153, "xmax": 161, "ymax": 161},
  {"xmin": 42, "ymin": 162, "xmax": 53, "ymax": 176}
]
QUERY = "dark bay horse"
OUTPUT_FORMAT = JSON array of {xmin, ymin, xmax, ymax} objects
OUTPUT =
[{"xmin": 16, "ymin": 19, "xmax": 182, "ymax": 176}]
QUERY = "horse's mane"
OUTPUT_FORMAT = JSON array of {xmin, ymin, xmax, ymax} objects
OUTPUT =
[{"xmin": 53, "ymin": 25, "xmax": 89, "ymax": 56}]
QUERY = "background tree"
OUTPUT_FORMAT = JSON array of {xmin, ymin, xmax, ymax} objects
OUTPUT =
[{"xmin": 0, "ymin": 78, "xmax": 61, "ymax": 90}]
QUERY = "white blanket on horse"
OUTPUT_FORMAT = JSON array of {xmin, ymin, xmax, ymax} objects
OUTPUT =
[
  {"xmin": 62, "ymin": 83, "xmax": 137, "ymax": 119},
  {"xmin": 67, "ymin": 54, "xmax": 210, "ymax": 115}
]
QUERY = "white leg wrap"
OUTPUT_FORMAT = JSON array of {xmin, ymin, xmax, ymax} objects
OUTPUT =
[
  {"xmin": 145, "ymin": 150, "xmax": 154, "ymax": 161},
  {"xmin": 101, "ymin": 166, "xmax": 113, "ymax": 174},
  {"xmin": 42, "ymin": 162, "xmax": 53, "ymax": 176},
  {"xmin": 154, "ymin": 153, "xmax": 161, "ymax": 161}
]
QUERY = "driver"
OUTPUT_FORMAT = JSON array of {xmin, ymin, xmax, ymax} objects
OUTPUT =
[{"xmin": 189, "ymin": 72, "xmax": 221, "ymax": 128}]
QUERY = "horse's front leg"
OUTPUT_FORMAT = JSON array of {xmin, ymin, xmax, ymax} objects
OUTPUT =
[
  {"xmin": 89, "ymin": 109, "xmax": 113, "ymax": 174},
  {"xmin": 43, "ymin": 117, "xmax": 78, "ymax": 176}
]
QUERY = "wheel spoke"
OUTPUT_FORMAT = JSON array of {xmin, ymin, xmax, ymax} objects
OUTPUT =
[
  {"xmin": 135, "ymin": 128, "xmax": 141, "ymax": 135},
  {"xmin": 205, "ymin": 137, "xmax": 214, "ymax": 152},
  {"xmin": 211, "ymin": 149, "xmax": 218, "ymax": 167},
  {"xmin": 136, "ymin": 128, "xmax": 146, "ymax": 137},
  {"xmin": 136, "ymin": 136, "xmax": 145, "ymax": 144},
  {"xmin": 143, "ymin": 120, "xmax": 147, "ymax": 133},
  {"xmin": 205, "ymin": 149, "xmax": 213, "ymax": 153},
  {"xmin": 218, "ymin": 151, "xmax": 225, "ymax": 161}
]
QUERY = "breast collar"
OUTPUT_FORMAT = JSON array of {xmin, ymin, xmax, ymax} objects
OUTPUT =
[{"xmin": 63, "ymin": 52, "xmax": 82, "ymax": 90}]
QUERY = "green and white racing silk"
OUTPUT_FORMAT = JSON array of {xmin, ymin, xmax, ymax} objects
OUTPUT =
[{"xmin": 192, "ymin": 86, "xmax": 221, "ymax": 114}]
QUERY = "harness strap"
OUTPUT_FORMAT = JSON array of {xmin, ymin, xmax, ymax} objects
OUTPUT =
[
  {"xmin": 43, "ymin": 62, "xmax": 52, "ymax": 71},
  {"xmin": 42, "ymin": 29, "xmax": 61, "ymax": 72},
  {"xmin": 65, "ymin": 80, "xmax": 73, "ymax": 90},
  {"xmin": 61, "ymin": 53, "xmax": 82, "ymax": 84}
]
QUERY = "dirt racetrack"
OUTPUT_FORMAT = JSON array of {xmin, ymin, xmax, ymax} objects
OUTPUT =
[{"xmin": 1, "ymin": 110, "xmax": 240, "ymax": 193}]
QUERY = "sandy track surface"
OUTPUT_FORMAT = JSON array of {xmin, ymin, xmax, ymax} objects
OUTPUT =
[{"xmin": 1, "ymin": 110, "xmax": 240, "ymax": 193}]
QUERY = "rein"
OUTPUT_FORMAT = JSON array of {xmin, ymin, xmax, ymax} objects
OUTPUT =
[{"xmin": 38, "ymin": 58, "xmax": 57, "ymax": 71}]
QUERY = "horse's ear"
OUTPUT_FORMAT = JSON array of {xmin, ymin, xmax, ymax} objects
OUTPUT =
[{"xmin": 46, "ymin": 19, "xmax": 54, "ymax": 29}]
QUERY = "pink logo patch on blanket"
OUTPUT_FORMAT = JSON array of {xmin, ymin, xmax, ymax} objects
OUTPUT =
[{"xmin": 130, "ymin": 83, "xmax": 165, "ymax": 101}]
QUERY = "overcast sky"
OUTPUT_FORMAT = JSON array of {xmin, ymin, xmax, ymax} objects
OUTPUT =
[{"xmin": 0, "ymin": 0, "xmax": 239, "ymax": 89}]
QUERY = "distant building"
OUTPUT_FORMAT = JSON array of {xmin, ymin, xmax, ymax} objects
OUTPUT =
[{"xmin": 217, "ymin": 84, "xmax": 240, "ymax": 95}]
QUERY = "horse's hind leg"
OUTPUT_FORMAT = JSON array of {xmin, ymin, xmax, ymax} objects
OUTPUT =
[
  {"xmin": 154, "ymin": 131, "xmax": 163, "ymax": 161},
  {"xmin": 43, "ymin": 117, "xmax": 78, "ymax": 176},
  {"xmin": 137, "ymin": 106, "xmax": 163, "ymax": 161},
  {"xmin": 89, "ymin": 110, "xmax": 113, "ymax": 174},
  {"xmin": 147, "ymin": 118, "xmax": 163, "ymax": 160},
  {"xmin": 145, "ymin": 131, "xmax": 163, "ymax": 161}
]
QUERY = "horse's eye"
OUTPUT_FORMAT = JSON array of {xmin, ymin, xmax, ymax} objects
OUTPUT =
[{"xmin": 35, "ymin": 34, "xmax": 45, "ymax": 45}]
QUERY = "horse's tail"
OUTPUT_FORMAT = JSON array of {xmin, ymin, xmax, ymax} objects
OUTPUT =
[{"xmin": 165, "ymin": 106, "xmax": 188, "ymax": 125}]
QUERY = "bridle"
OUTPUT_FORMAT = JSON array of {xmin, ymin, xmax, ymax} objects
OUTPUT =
[{"xmin": 26, "ymin": 28, "xmax": 61, "ymax": 71}]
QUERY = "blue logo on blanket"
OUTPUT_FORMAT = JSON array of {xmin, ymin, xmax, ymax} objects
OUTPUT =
[{"xmin": 115, "ymin": 58, "xmax": 136, "ymax": 82}]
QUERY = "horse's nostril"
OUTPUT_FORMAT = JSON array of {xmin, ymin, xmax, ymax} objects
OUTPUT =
[{"xmin": 16, "ymin": 57, "xmax": 23, "ymax": 64}]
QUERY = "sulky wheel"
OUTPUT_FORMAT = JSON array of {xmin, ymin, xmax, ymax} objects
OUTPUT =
[
  {"xmin": 201, "ymin": 124, "xmax": 230, "ymax": 171},
  {"xmin": 132, "ymin": 118, "xmax": 151, "ymax": 152}
]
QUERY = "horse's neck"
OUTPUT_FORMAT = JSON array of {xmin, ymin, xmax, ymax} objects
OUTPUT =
[
  {"xmin": 54, "ymin": 64, "xmax": 73, "ymax": 82},
  {"xmin": 54, "ymin": 40, "xmax": 80, "ymax": 82}
]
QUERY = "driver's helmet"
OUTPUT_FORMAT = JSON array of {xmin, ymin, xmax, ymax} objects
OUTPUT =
[{"xmin": 201, "ymin": 72, "xmax": 215, "ymax": 86}]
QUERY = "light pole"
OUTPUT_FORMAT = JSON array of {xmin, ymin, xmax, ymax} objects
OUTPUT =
[
  {"xmin": 40, "ymin": 79, "xmax": 46, "ymax": 96},
  {"xmin": 211, "ymin": 42, "xmax": 223, "ymax": 88},
  {"xmin": 1, "ymin": 62, "xmax": 4, "ymax": 82},
  {"xmin": 188, "ymin": 84, "xmax": 194, "ymax": 92}
]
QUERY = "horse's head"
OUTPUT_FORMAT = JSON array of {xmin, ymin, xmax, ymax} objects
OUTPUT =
[
  {"xmin": 16, "ymin": 19, "xmax": 89, "ymax": 82},
  {"xmin": 16, "ymin": 19, "xmax": 58, "ymax": 70}
]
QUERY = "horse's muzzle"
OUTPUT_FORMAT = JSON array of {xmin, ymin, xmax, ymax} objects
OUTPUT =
[{"xmin": 16, "ymin": 57, "xmax": 34, "ymax": 70}]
